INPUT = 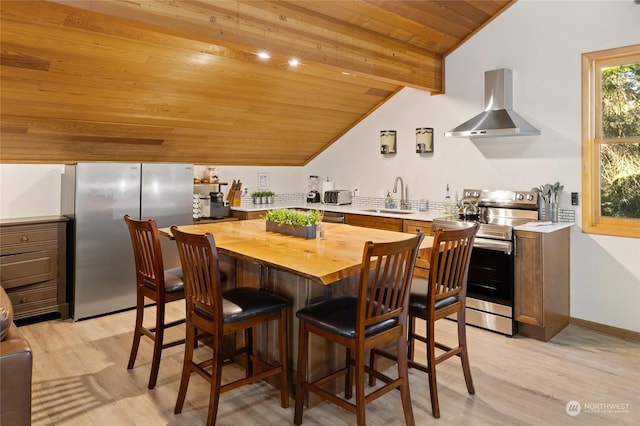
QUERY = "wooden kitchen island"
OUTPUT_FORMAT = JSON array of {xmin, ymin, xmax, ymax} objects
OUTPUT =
[{"xmin": 161, "ymin": 219, "xmax": 432, "ymax": 404}]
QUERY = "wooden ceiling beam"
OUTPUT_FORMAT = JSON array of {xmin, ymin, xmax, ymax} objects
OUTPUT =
[{"xmin": 50, "ymin": 0, "xmax": 442, "ymax": 92}]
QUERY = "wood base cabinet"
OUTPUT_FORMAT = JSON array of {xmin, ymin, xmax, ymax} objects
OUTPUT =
[
  {"xmin": 514, "ymin": 228, "xmax": 570, "ymax": 341},
  {"xmin": 0, "ymin": 216, "xmax": 69, "ymax": 320},
  {"xmin": 344, "ymin": 213, "xmax": 403, "ymax": 232},
  {"xmin": 231, "ymin": 210, "xmax": 266, "ymax": 220},
  {"xmin": 403, "ymin": 219, "xmax": 433, "ymax": 278}
]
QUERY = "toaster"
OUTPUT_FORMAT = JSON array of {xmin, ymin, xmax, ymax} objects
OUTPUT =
[{"xmin": 324, "ymin": 190, "xmax": 352, "ymax": 205}]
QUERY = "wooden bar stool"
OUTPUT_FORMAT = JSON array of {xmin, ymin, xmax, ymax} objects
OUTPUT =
[
  {"xmin": 294, "ymin": 233, "xmax": 424, "ymax": 426},
  {"xmin": 409, "ymin": 223, "xmax": 478, "ymax": 417},
  {"xmin": 171, "ymin": 226, "xmax": 291, "ymax": 426},
  {"xmin": 124, "ymin": 214, "xmax": 186, "ymax": 390},
  {"xmin": 374, "ymin": 223, "xmax": 479, "ymax": 418}
]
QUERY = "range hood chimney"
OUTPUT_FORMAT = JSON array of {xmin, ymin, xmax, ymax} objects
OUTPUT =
[{"xmin": 445, "ymin": 68, "xmax": 541, "ymax": 138}]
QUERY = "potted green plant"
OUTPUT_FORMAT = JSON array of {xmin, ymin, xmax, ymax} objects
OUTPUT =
[
  {"xmin": 262, "ymin": 208, "xmax": 320, "ymax": 238},
  {"xmin": 251, "ymin": 191, "xmax": 264, "ymax": 204},
  {"xmin": 264, "ymin": 190, "xmax": 275, "ymax": 204}
]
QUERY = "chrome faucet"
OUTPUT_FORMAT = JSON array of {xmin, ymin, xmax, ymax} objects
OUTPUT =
[{"xmin": 393, "ymin": 176, "xmax": 410, "ymax": 210}]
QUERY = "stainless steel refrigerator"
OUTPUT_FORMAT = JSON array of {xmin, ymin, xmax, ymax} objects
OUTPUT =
[{"xmin": 62, "ymin": 163, "xmax": 194, "ymax": 320}]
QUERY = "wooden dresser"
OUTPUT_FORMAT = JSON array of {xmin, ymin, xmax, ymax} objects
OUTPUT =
[{"xmin": 0, "ymin": 216, "xmax": 69, "ymax": 320}]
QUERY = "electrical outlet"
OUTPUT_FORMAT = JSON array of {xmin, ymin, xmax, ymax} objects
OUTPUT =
[{"xmin": 571, "ymin": 192, "xmax": 579, "ymax": 206}]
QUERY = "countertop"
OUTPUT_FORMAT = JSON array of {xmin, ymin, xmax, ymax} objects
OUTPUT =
[
  {"xmin": 231, "ymin": 203, "xmax": 574, "ymax": 233},
  {"xmin": 231, "ymin": 203, "xmax": 446, "ymax": 221},
  {"xmin": 513, "ymin": 221, "xmax": 573, "ymax": 233},
  {"xmin": 162, "ymin": 220, "xmax": 433, "ymax": 285},
  {"xmin": 0, "ymin": 215, "xmax": 69, "ymax": 225}
]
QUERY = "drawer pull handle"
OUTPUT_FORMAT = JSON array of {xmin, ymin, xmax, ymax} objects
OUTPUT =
[
  {"xmin": 20, "ymin": 296, "xmax": 28, "ymax": 303},
  {"xmin": 21, "ymin": 236, "xmax": 29, "ymax": 242}
]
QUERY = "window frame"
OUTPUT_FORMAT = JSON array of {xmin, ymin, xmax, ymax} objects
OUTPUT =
[{"xmin": 581, "ymin": 44, "xmax": 640, "ymax": 239}]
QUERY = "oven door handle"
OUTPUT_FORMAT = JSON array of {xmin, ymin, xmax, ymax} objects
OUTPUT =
[{"xmin": 473, "ymin": 237, "xmax": 513, "ymax": 254}]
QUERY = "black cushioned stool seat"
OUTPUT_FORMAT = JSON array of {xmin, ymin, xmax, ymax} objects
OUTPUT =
[
  {"xmin": 194, "ymin": 287, "xmax": 290, "ymax": 323},
  {"xmin": 296, "ymin": 296, "xmax": 397, "ymax": 339}
]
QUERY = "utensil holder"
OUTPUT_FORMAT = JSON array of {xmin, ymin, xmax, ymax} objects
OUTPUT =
[{"xmin": 545, "ymin": 201, "xmax": 558, "ymax": 223}]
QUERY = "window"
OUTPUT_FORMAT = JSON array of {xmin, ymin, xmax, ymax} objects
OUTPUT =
[{"xmin": 582, "ymin": 45, "xmax": 640, "ymax": 238}]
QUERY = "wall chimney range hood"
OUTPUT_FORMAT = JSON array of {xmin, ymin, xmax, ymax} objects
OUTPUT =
[{"xmin": 445, "ymin": 68, "xmax": 541, "ymax": 138}]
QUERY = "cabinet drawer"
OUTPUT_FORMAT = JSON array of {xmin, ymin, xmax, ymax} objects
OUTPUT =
[
  {"xmin": 413, "ymin": 266, "xmax": 430, "ymax": 279},
  {"xmin": 8, "ymin": 281, "xmax": 58, "ymax": 318},
  {"xmin": 345, "ymin": 214, "xmax": 403, "ymax": 232},
  {"xmin": 415, "ymin": 258, "xmax": 431, "ymax": 270},
  {"xmin": 403, "ymin": 220, "xmax": 433, "ymax": 236},
  {"xmin": 404, "ymin": 220, "xmax": 433, "ymax": 270},
  {"xmin": 0, "ymin": 222, "xmax": 60, "ymax": 254},
  {"xmin": 231, "ymin": 210, "xmax": 266, "ymax": 220},
  {"xmin": 0, "ymin": 249, "xmax": 58, "ymax": 289}
]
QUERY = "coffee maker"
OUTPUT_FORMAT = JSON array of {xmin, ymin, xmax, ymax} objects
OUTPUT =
[
  {"xmin": 209, "ymin": 183, "xmax": 230, "ymax": 218},
  {"xmin": 306, "ymin": 175, "xmax": 321, "ymax": 203}
]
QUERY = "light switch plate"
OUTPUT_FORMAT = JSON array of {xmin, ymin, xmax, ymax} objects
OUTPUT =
[{"xmin": 571, "ymin": 192, "xmax": 579, "ymax": 206}]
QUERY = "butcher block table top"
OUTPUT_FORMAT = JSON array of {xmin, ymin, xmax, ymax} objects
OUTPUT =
[{"xmin": 160, "ymin": 219, "xmax": 433, "ymax": 285}]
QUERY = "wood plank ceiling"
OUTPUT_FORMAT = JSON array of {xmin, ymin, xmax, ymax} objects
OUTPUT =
[{"xmin": 0, "ymin": 0, "xmax": 514, "ymax": 165}]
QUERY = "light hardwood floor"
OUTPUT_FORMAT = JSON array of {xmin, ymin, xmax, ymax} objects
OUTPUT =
[{"xmin": 19, "ymin": 301, "xmax": 639, "ymax": 426}]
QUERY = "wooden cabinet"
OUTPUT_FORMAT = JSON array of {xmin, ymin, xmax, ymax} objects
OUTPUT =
[
  {"xmin": 0, "ymin": 216, "xmax": 69, "ymax": 320},
  {"xmin": 195, "ymin": 217, "xmax": 239, "ymax": 225},
  {"xmin": 514, "ymin": 228, "xmax": 570, "ymax": 341},
  {"xmin": 403, "ymin": 220, "xmax": 433, "ymax": 278},
  {"xmin": 341, "ymin": 214, "xmax": 433, "ymax": 278},
  {"xmin": 231, "ymin": 210, "xmax": 266, "ymax": 220},
  {"xmin": 402, "ymin": 219, "xmax": 433, "ymax": 236},
  {"xmin": 344, "ymin": 213, "xmax": 403, "ymax": 232}
]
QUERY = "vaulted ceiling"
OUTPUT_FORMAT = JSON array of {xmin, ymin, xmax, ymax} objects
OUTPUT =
[{"xmin": 0, "ymin": 0, "xmax": 514, "ymax": 165}]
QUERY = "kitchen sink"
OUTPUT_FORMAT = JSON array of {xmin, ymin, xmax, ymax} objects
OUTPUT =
[{"xmin": 362, "ymin": 209, "xmax": 415, "ymax": 215}]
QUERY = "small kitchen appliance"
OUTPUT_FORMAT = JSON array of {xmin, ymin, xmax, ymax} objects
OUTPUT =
[
  {"xmin": 197, "ymin": 182, "xmax": 230, "ymax": 219},
  {"xmin": 324, "ymin": 190, "xmax": 352, "ymax": 205},
  {"xmin": 208, "ymin": 182, "xmax": 230, "ymax": 218},
  {"xmin": 321, "ymin": 178, "xmax": 334, "ymax": 203},
  {"xmin": 307, "ymin": 175, "xmax": 321, "ymax": 203},
  {"xmin": 209, "ymin": 191, "xmax": 230, "ymax": 219},
  {"xmin": 433, "ymin": 188, "xmax": 539, "ymax": 336}
]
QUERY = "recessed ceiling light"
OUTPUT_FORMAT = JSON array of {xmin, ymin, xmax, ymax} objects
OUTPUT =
[{"xmin": 257, "ymin": 50, "xmax": 271, "ymax": 60}]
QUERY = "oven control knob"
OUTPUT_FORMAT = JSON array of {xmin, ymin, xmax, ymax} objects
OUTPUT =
[
  {"xmin": 527, "ymin": 194, "xmax": 535, "ymax": 201},
  {"xmin": 516, "ymin": 193, "xmax": 524, "ymax": 201}
]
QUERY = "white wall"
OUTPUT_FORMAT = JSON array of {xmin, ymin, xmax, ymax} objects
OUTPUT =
[
  {"xmin": 1, "ymin": 1, "xmax": 638, "ymax": 332},
  {"xmin": 192, "ymin": 165, "xmax": 307, "ymax": 196},
  {"xmin": 305, "ymin": 0, "xmax": 640, "ymax": 332},
  {"xmin": 0, "ymin": 164, "xmax": 65, "ymax": 218}
]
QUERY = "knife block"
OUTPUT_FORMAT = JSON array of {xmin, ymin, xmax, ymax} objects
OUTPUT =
[{"xmin": 231, "ymin": 189, "xmax": 242, "ymax": 206}]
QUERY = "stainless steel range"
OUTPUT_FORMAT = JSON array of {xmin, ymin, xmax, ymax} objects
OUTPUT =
[{"xmin": 433, "ymin": 189, "xmax": 539, "ymax": 336}]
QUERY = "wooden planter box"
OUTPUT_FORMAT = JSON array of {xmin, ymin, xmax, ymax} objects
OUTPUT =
[{"xmin": 266, "ymin": 221, "xmax": 317, "ymax": 239}]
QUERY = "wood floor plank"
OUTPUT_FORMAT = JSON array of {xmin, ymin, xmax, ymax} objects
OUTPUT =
[{"xmin": 17, "ymin": 300, "xmax": 640, "ymax": 425}]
